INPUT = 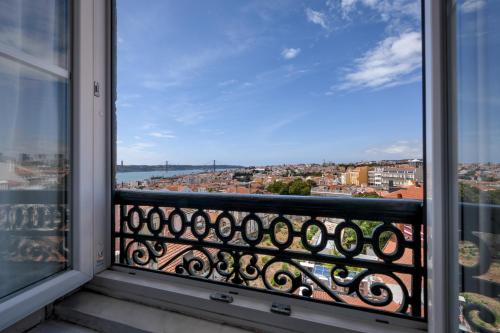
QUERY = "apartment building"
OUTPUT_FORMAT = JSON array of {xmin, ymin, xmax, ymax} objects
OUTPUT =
[
  {"xmin": 368, "ymin": 167, "xmax": 384, "ymax": 188},
  {"xmin": 341, "ymin": 166, "xmax": 369, "ymax": 186},
  {"xmin": 380, "ymin": 166, "xmax": 424, "ymax": 190}
]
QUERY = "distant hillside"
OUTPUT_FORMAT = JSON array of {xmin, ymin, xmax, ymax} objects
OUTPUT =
[{"xmin": 116, "ymin": 164, "xmax": 243, "ymax": 173}]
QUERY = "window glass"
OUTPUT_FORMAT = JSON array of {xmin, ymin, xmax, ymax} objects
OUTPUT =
[
  {"xmin": 0, "ymin": 1, "xmax": 70, "ymax": 300},
  {"xmin": 449, "ymin": 0, "xmax": 500, "ymax": 331},
  {"xmin": 0, "ymin": 0, "xmax": 69, "ymax": 69}
]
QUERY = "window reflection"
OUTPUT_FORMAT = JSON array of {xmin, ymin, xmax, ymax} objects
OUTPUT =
[
  {"xmin": 0, "ymin": 40, "xmax": 69, "ymax": 297},
  {"xmin": 450, "ymin": 0, "xmax": 500, "ymax": 331},
  {"xmin": 0, "ymin": 0, "xmax": 69, "ymax": 69}
]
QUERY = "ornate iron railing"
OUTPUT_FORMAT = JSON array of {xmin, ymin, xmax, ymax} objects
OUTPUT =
[
  {"xmin": 113, "ymin": 190, "xmax": 426, "ymax": 320},
  {"xmin": 458, "ymin": 203, "xmax": 499, "ymax": 332},
  {"xmin": 0, "ymin": 190, "xmax": 69, "ymax": 258},
  {"xmin": 0, "ymin": 190, "xmax": 69, "ymax": 298}
]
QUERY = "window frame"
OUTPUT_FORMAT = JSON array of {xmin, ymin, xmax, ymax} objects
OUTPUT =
[
  {"xmin": 423, "ymin": 0, "xmax": 459, "ymax": 332},
  {"xmin": 0, "ymin": 0, "xmax": 110, "ymax": 329},
  {"xmin": 106, "ymin": 1, "xmax": 437, "ymax": 333}
]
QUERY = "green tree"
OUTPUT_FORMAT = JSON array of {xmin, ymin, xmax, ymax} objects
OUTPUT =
[
  {"xmin": 267, "ymin": 181, "xmax": 289, "ymax": 195},
  {"xmin": 341, "ymin": 221, "xmax": 391, "ymax": 251},
  {"xmin": 288, "ymin": 178, "xmax": 311, "ymax": 195},
  {"xmin": 460, "ymin": 182, "xmax": 500, "ymax": 204},
  {"xmin": 353, "ymin": 192, "xmax": 381, "ymax": 198},
  {"xmin": 267, "ymin": 178, "xmax": 313, "ymax": 196}
]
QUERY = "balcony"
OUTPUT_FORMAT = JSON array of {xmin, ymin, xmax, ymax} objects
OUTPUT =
[{"xmin": 113, "ymin": 190, "xmax": 425, "ymax": 321}]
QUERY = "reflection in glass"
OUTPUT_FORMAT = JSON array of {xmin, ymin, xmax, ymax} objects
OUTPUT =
[
  {"xmin": 0, "ymin": 0, "xmax": 69, "ymax": 68},
  {"xmin": 0, "ymin": 55, "xmax": 70, "ymax": 298},
  {"xmin": 450, "ymin": 1, "xmax": 500, "ymax": 331}
]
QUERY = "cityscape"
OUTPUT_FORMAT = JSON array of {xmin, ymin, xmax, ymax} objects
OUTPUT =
[
  {"xmin": 1, "ymin": 151, "xmax": 499, "ymax": 326},
  {"xmin": 117, "ymin": 159, "xmax": 426, "ymax": 200}
]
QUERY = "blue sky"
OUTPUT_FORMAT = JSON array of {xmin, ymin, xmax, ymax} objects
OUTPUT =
[{"xmin": 117, "ymin": 0, "xmax": 424, "ymax": 166}]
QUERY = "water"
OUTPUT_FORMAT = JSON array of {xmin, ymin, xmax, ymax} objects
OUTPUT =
[{"xmin": 116, "ymin": 169, "xmax": 206, "ymax": 183}]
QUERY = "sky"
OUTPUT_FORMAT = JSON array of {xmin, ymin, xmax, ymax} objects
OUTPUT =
[{"xmin": 116, "ymin": 0, "xmax": 425, "ymax": 166}]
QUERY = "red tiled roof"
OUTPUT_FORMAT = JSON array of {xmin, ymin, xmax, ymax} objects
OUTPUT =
[{"xmin": 381, "ymin": 185, "xmax": 424, "ymax": 200}]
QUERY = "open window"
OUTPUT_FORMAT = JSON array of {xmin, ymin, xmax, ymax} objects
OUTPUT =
[
  {"xmin": 112, "ymin": 1, "xmax": 426, "ymax": 330},
  {"xmin": 0, "ymin": 0, "xmax": 109, "ymax": 328}
]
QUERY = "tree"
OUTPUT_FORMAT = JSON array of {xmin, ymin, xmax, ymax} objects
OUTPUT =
[
  {"xmin": 266, "ymin": 178, "xmax": 313, "ymax": 196},
  {"xmin": 353, "ymin": 192, "xmax": 381, "ymax": 198},
  {"xmin": 459, "ymin": 182, "xmax": 500, "ymax": 205},
  {"xmin": 306, "ymin": 179, "xmax": 317, "ymax": 188},
  {"xmin": 288, "ymin": 178, "xmax": 311, "ymax": 195},
  {"xmin": 267, "ymin": 181, "xmax": 289, "ymax": 195},
  {"xmin": 341, "ymin": 221, "xmax": 391, "ymax": 251}
]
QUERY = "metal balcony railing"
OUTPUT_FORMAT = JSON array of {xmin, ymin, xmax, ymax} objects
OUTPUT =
[
  {"xmin": 0, "ymin": 190, "xmax": 69, "ymax": 298},
  {"xmin": 113, "ymin": 190, "xmax": 426, "ymax": 320}
]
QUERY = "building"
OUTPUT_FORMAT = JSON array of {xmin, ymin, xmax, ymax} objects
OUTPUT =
[
  {"xmin": 348, "ymin": 166, "xmax": 369, "ymax": 186},
  {"xmin": 380, "ymin": 165, "xmax": 423, "ymax": 190},
  {"xmin": 368, "ymin": 167, "xmax": 384, "ymax": 188}
]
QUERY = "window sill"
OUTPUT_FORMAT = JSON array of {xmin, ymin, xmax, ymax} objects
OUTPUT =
[
  {"xmin": 86, "ymin": 268, "xmax": 426, "ymax": 333},
  {"xmin": 0, "ymin": 270, "xmax": 91, "ymax": 330}
]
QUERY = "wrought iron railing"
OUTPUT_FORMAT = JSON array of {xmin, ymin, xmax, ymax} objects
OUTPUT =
[
  {"xmin": 0, "ymin": 190, "xmax": 69, "ymax": 258},
  {"xmin": 0, "ymin": 190, "xmax": 69, "ymax": 298},
  {"xmin": 113, "ymin": 189, "xmax": 426, "ymax": 320},
  {"xmin": 458, "ymin": 203, "xmax": 499, "ymax": 332}
]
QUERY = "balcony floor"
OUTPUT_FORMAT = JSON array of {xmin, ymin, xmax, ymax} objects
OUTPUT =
[
  {"xmin": 50, "ymin": 290, "xmax": 253, "ymax": 333},
  {"xmin": 29, "ymin": 320, "xmax": 98, "ymax": 333}
]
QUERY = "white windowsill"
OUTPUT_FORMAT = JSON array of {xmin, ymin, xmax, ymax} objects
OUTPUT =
[
  {"xmin": 0, "ymin": 270, "xmax": 91, "ymax": 330},
  {"xmin": 86, "ymin": 268, "xmax": 427, "ymax": 333}
]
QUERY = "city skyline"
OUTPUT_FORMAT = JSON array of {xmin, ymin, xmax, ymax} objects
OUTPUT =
[{"xmin": 116, "ymin": 0, "xmax": 424, "ymax": 165}]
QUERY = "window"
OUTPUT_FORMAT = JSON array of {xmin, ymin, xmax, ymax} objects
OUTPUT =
[
  {"xmin": 448, "ymin": 0, "xmax": 500, "ymax": 331},
  {"xmin": 0, "ymin": 0, "xmax": 71, "ymax": 300},
  {"xmin": 113, "ymin": 1, "xmax": 426, "ymax": 325}
]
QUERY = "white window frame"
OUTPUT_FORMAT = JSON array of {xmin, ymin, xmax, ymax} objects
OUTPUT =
[
  {"xmin": 423, "ymin": 1, "xmax": 458, "ymax": 333},
  {"xmin": 98, "ymin": 2, "xmax": 448, "ymax": 333},
  {"xmin": 0, "ymin": 0, "xmax": 110, "ymax": 329}
]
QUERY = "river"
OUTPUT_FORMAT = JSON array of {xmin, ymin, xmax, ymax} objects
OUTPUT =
[{"xmin": 115, "ymin": 168, "xmax": 233, "ymax": 183}]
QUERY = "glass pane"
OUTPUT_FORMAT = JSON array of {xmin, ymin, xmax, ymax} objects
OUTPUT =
[
  {"xmin": 0, "ymin": 0, "xmax": 69, "ymax": 69},
  {"xmin": 0, "ymin": 55, "xmax": 70, "ymax": 299},
  {"xmin": 449, "ymin": 0, "xmax": 500, "ymax": 331}
]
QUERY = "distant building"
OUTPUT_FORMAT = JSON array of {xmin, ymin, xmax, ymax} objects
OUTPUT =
[
  {"xmin": 381, "ymin": 165, "xmax": 423, "ymax": 190},
  {"xmin": 340, "ymin": 172, "xmax": 350, "ymax": 185},
  {"xmin": 368, "ymin": 167, "xmax": 384, "ymax": 187},
  {"xmin": 349, "ymin": 166, "xmax": 368, "ymax": 186}
]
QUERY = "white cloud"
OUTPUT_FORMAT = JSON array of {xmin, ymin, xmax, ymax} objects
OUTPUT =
[
  {"xmin": 366, "ymin": 140, "xmax": 421, "ymax": 157},
  {"xmin": 149, "ymin": 131, "xmax": 176, "ymax": 139},
  {"xmin": 116, "ymin": 93, "xmax": 141, "ymax": 109},
  {"xmin": 305, "ymin": 8, "xmax": 328, "ymax": 29},
  {"xmin": 218, "ymin": 79, "xmax": 238, "ymax": 87},
  {"xmin": 141, "ymin": 37, "xmax": 255, "ymax": 90},
  {"xmin": 281, "ymin": 48, "xmax": 301, "ymax": 60},
  {"xmin": 117, "ymin": 141, "xmax": 160, "ymax": 165},
  {"xmin": 260, "ymin": 112, "xmax": 308, "ymax": 136},
  {"xmin": 340, "ymin": 0, "xmax": 358, "ymax": 16},
  {"xmin": 335, "ymin": 0, "xmax": 419, "ymax": 32},
  {"xmin": 337, "ymin": 31, "xmax": 421, "ymax": 91},
  {"xmin": 461, "ymin": 0, "xmax": 486, "ymax": 13}
]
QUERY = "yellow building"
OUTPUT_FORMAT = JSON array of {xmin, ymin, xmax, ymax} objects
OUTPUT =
[{"xmin": 349, "ymin": 166, "xmax": 369, "ymax": 186}]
